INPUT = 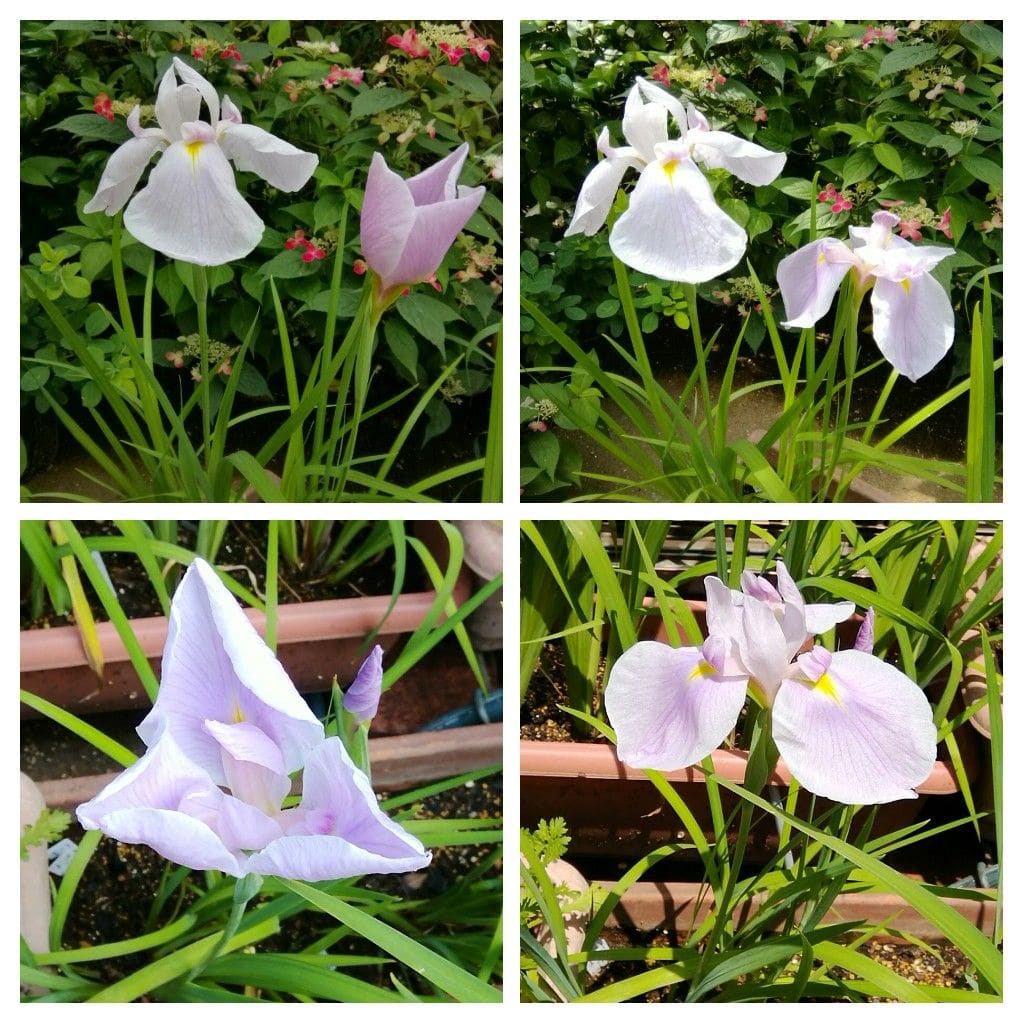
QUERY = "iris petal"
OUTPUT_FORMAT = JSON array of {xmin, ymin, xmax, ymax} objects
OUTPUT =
[
  {"xmin": 772, "ymin": 649, "xmax": 937, "ymax": 803},
  {"xmin": 777, "ymin": 239, "xmax": 851, "ymax": 328},
  {"xmin": 605, "ymin": 641, "xmax": 748, "ymax": 770},
  {"xmin": 870, "ymin": 273, "xmax": 954, "ymax": 382},
  {"xmin": 609, "ymin": 153, "xmax": 747, "ymax": 282}
]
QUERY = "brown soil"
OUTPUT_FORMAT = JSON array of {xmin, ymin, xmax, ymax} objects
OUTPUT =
[
  {"xmin": 589, "ymin": 928, "xmax": 977, "ymax": 1001},
  {"xmin": 21, "ymin": 520, "xmax": 421, "ymax": 629}
]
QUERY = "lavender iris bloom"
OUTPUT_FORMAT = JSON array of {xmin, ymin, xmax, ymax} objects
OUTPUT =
[
  {"xmin": 776, "ymin": 210, "xmax": 955, "ymax": 381},
  {"xmin": 605, "ymin": 561, "xmax": 937, "ymax": 804},
  {"xmin": 84, "ymin": 57, "xmax": 318, "ymax": 266},
  {"xmin": 77, "ymin": 559, "xmax": 429, "ymax": 881},
  {"xmin": 360, "ymin": 144, "xmax": 485, "ymax": 306}
]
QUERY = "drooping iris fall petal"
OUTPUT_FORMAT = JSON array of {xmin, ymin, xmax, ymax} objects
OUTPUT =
[
  {"xmin": 605, "ymin": 640, "xmax": 748, "ymax": 770},
  {"xmin": 772, "ymin": 647, "xmax": 937, "ymax": 804}
]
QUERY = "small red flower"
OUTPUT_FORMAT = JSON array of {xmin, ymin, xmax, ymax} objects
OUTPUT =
[
  {"xmin": 353, "ymin": 259, "xmax": 368, "ymax": 276},
  {"xmin": 936, "ymin": 207, "xmax": 953, "ymax": 239},
  {"xmin": 192, "ymin": 46, "xmax": 206, "ymax": 59},
  {"xmin": 387, "ymin": 28, "xmax": 430, "ymax": 59},
  {"xmin": 528, "ymin": 420, "xmax": 548, "ymax": 432},
  {"xmin": 438, "ymin": 42, "xmax": 465, "ymax": 65},
  {"xmin": 652, "ymin": 63, "xmax": 671, "ymax": 86},
  {"xmin": 93, "ymin": 92, "xmax": 114, "ymax": 121},
  {"xmin": 220, "ymin": 44, "xmax": 242, "ymax": 61},
  {"xmin": 753, "ymin": 106, "xmax": 768, "ymax": 123}
]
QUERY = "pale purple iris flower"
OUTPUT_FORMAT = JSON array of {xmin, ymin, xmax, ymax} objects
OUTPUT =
[
  {"xmin": 565, "ymin": 77, "xmax": 786, "ymax": 283},
  {"xmin": 777, "ymin": 210, "xmax": 955, "ymax": 381},
  {"xmin": 605, "ymin": 561, "xmax": 937, "ymax": 804},
  {"xmin": 84, "ymin": 57, "xmax": 318, "ymax": 266},
  {"xmin": 77, "ymin": 559, "xmax": 429, "ymax": 881},
  {"xmin": 360, "ymin": 143, "xmax": 485, "ymax": 306}
]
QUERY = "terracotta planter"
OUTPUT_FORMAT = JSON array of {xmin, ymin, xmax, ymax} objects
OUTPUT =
[
  {"xmin": 21, "ymin": 566, "xmax": 471, "ymax": 718},
  {"xmin": 34, "ymin": 722, "xmax": 501, "ymax": 812},
  {"xmin": 521, "ymin": 735, "xmax": 977, "ymax": 863},
  {"xmin": 600, "ymin": 879, "xmax": 998, "ymax": 943}
]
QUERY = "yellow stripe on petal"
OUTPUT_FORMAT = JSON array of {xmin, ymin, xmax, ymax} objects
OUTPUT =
[
  {"xmin": 688, "ymin": 660, "xmax": 717, "ymax": 681},
  {"xmin": 900, "ymin": 278, "xmax": 912, "ymax": 294},
  {"xmin": 184, "ymin": 139, "xmax": 205, "ymax": 167},
  {"xmin": 662, "ymin": 158, "xmax": 679, "ymax": 183},
  {"xmin": 814, "ymin": 671, "xmax": 843, "ymax": 706}
]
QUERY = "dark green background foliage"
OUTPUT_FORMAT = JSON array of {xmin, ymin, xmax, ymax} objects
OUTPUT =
[
  {"xmin": 21, "ymin": 20, "xmax": 502, "ymax": 462},
  {"xmin": 521, "ymin": 20, "xmax": 1001, "ymax": 494}
]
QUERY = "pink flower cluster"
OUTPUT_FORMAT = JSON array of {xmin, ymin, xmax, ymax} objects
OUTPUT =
[
  {"xmin": 323, "ymin": 65, "xmax": 364, "ymax": 89},
  {"xmin": 284, "ymin": 229, "xmax": 326, "ymax": 262},
  {"xmin": 878, "ymin": 200, "xmax": 953, "ymax": 241},
  {"xmin": 705, "ymin": 66, "xmax": 727, "ymax": 92},
  {"xmin": 818, "ymin": 182, "xmax": 852, "ymax": 213},
  {"xmin": 93, "ymin": 92, "xmax": 114, "ymax": 121},
  {"xmin": 386, "ymin": 26, "xmax": 493, "ymax": 66},
  {"xmin": 220, "ymin": 43, "xmax": 242, "ymax": 61},
  {"xmin": 861, "ymin": 25, "xmax": 898, "ymax": 47}
]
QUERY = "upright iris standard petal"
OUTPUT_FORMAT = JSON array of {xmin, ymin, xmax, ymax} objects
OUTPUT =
[
  {"xmin": 80, "ymin": 558, "xmax": 431, "ymax": 882},
  {"xmin": 605, "ymin": 640, "xmax": 748, "ymax": 770},
  {"xmin": 870, "ymin": 272, "xmax": 955, "ymax": 382},
  {"xmin": 360, "ymin": 146, "xmax": 485, "ymax": 301},
  {"xmin": 84, "ymin": 56, "xmax": 317, "ymax": 265},
  {"xmin": 137, "ymin": 559, "xmax": 324, "ymax": 783},
  {"xmin": 777, "ymin": 210, "xmax": 955, "ymax": 379},
  {"xmin": 565, "ymin": 129, "xmax": 641, "ymax": 236},
  {"xmin": 567, "ymin": 78, "xmax": 785, "ymax": 283},
  {"xmin": 609, "ymin": 144, "xmax": 748, "ymax": 283},
  {"xmin": 772, "ymin": 648, "xmax": 937, "ymax": 804}
]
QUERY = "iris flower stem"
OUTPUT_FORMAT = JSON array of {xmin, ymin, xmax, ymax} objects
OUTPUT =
[
  {"xmin": 312, "ymin": 208, "xmax": 349, "ymax": 465},
  {"xmin": 110, "ymin": 212, "xmax": 137, "ymax": 345},
  {"xmin": 193, "ymin": 264, "xmax": 211, "ymax": 455},
  {"xmin": 318, "ymin": 279, "xmax": 378, "ymax": 499},
  {"xmin": 824, "ymin": 283, "xmax": 865, "ymax": 493},
  {"xmin": 185, "ymin": 872, "xmax": 262, "ymax": 984},
  {"xmin": 682, "ymin": 283, "xmax": 713, "ymax": 436}
]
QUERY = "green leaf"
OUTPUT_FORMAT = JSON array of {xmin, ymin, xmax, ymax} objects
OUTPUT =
[
  {"xmin": 878, "ymin": 42, "xmax": 939, "ymax": 78},
  {"xmin": 20, "ymin": 367, "xmax": 50, "ymax": 392},
  {"xmin": 959, "ymin": 153, "xmax": 1002, "ymax": 187},
  {"xmin": 594, "ymin": 298, "xmax": 620, "ymax": 318},
  {"xmin": 873, "ymin": 142, "xmax": 905, "ymax": 177},
  {"xmin": 267, "ymin": 20, "xmax": 290, "ymax": 48},
  {"xmin": 960, "ymin": 22, "xmax": 1002, "ymax": 57},
  {"xmin": 279, "ymin": 879, "xmax": 501, "ymax": 1002},
  {"xmin": 49, "ymin": 113, "xmax": 131, "ymax": 143},
  {"xmin": 842, "ymin": 148, "xmax": 878, "ymax": 185},
  {"xmin": 438, "ymin": 64, "xmax": 494, "ymax": 101},
  {"xmin": 231, "ymin": 363, "xmax": 270, "ymax": 398},
  {"xmin": 61, "ymin": 274, "xmax": 91, "ymax": 299},
  {"xmin": 349, "ymin": 86, "xmax": 411, "ymax": 119},
  {"xmin": 20, "ymin": 155, "xmax": 74, "ymax": 187},
  {"xmin": 396, "ymin": 292, "xmax": 459, "ymax": 351},
  {"xmin": 773, "ymin": 177, "xmax": 815, "ymax": 200},
  {"xmin": 754, "ymin": 49, "xmax": 786, "ymax": 84},
  {"xmin": 384, "ymin": 319, "xmax": 420, "ymax": 381},
  {"xmin": 528, "ymin": 428, "xmax": 560, "ymax": 479}
]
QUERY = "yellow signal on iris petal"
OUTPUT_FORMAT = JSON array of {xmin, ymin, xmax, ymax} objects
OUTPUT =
[
  {"xmin": 688, "ymin": 660, "xmax": 717, "ymax": 681},
  {"xmin": 662, "ymin": 159, "xmax": 679, "ymax": 183},
  {"xmin": 814, "ymin": 671, "xmax": 842, "ymax": 706},
  {"xmin": 231, "ymin": 702, "xmax": 245, "ymax": 723},
  {"xmin": 185, "ymin": 140, "xmax": 205, "ymax": 167},
  {"xmin": 900, "ymin": 278, "xmax": 912, "ymax": 294}
]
